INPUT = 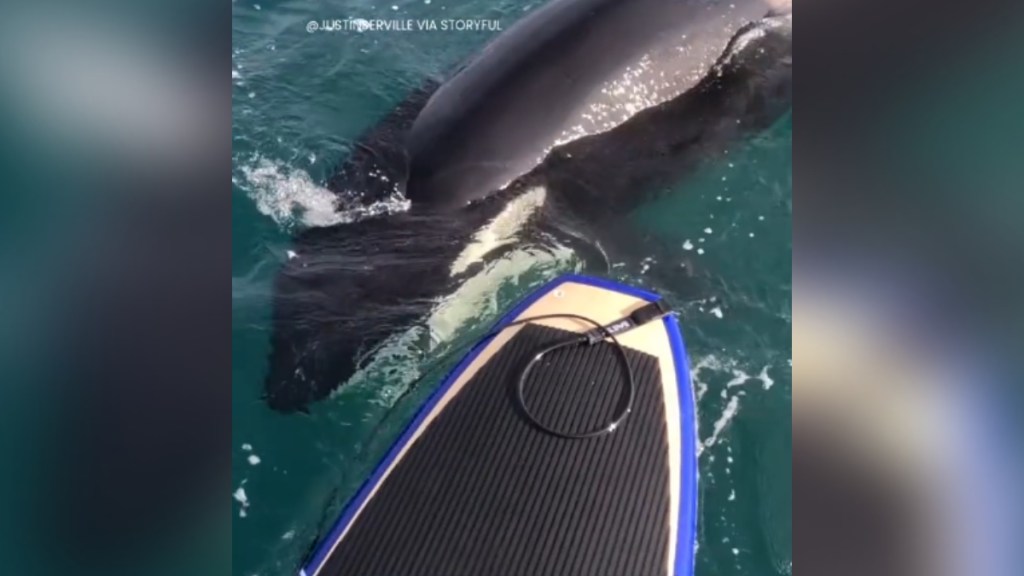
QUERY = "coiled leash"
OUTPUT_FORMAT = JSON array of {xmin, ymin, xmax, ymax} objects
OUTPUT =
[{"xmin": 480, "ymin": 299, "xmax": 673, "ymax": 440}]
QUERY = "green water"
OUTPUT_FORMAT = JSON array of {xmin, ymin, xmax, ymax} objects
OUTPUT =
[{"xmin": 232, "ymin": 2, "xmax": 792, "ymax": 575}]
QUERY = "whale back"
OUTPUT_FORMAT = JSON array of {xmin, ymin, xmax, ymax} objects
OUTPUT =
[{"xmin": 405, "ymin": 0, "xmax": 780, "ymax": 209}]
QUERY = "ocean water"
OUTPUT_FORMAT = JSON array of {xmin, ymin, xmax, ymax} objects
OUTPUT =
[{"xmin": 232, "ymin": 2, "xmax": 792, "ymax": 575}]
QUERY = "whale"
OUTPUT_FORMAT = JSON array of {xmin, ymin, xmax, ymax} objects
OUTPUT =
[
  {"xmin": 404, "ymin": 0, "xmax": 790, "ymax": 209},
  {"xmin": 264, "ymin": 1, "xmax": 792, "ymax": 413},
  {"xmin": 327, "ymin": 0, "xmax": 790, "ymax": 211}
]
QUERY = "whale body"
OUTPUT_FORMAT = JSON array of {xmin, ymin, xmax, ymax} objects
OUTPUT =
[
  {"xmin": 404, "ymin": 0, "xmax": 783, "ymax": 208},
  {"xmin": 264, "ymin": 1, "xmax": 792, "ymax": 413}
]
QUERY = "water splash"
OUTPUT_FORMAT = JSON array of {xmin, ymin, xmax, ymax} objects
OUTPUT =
[
  {"xmin": 691, "ymin": 355, "xmax": 780, "ymax": 456},
  {"xmin": 699, "ymin": 395, "xmax": 741, "ymax": 457},
  {"xmin": 239, "ymin": 157, "xmax": 410, "ymax": 229}
]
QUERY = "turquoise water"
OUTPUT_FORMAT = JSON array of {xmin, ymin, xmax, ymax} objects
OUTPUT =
[{"xmin": 232, "ymin": 2, "xmax": 792, "ymax": 575}]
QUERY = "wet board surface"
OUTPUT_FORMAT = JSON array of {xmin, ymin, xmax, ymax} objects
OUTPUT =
[{"xmin": 301, "ymin": 275, "xmax": 697, "ymax": 576}]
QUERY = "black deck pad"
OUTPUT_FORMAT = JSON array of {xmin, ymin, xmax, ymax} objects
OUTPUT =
[{"xmin": 323, "ymin": 324, "xmax": 672, "ymax": 576}]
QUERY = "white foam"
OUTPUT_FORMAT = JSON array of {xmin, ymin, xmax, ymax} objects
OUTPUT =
[
  {"xmin": 725, "ymin": 369, "xmax": 749, "ymax": 388},
  {"xmin": 699, "ymin": 394, "xmax": 741, "ymax": 456},
  {"xmin": 248, "ymin": 455, "xmax": 261, "ymax": 466},
  {"xmin": 241, "ymin": 159, "xmax": 345, "ymax": 228},
  {"xmin": 240, "ymin": 158, "xmax": 409, "ymax": 229},
  {"xmin": 690, "ymin": 354, "xmax": 737, "ymax": 401},
  {"xmin": 693, "ymin": 378, "xmax": 708, "ymax": 402},
  {"xmin": 234, "ymin": 486, "xmax": 251, "ymax": 517},
  {"xmin": 692, "ymin": 357, "xmax": 777, "ymax": 448}
]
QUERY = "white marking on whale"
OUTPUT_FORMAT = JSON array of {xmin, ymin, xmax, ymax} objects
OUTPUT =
[
  {"xmin": 334, "ymin": 240, "xmax": 577, "ymax": 406},
  {"xmin": 431, "ymin": 243, "xmax": 575, "ymax": 346},
  {"xmin": 449, "ymin": 186, "xmax": 547, "ymax": 276}
]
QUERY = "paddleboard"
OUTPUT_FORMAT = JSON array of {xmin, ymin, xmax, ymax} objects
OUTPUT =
[{"xmin": 301, "ymin": 274, "xmax": 697, "ymax": 576}]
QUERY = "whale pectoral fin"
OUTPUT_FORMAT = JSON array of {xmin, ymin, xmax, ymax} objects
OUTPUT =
[
  {"xmin": 265, "ymin": 218, "xmax": 451, "ymax": 413},
  {"xmin": 570, "ymin": 237, "xmax": 612, "ymax": 276}
]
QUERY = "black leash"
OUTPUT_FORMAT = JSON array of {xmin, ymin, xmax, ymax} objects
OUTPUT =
[
  {"xmin": 370, "ymin": 299, "xmax": 673, "ymax": 443},
  {"xmin": 481, "ymin": 299, "xmax": 672, "ymax": 440}
]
